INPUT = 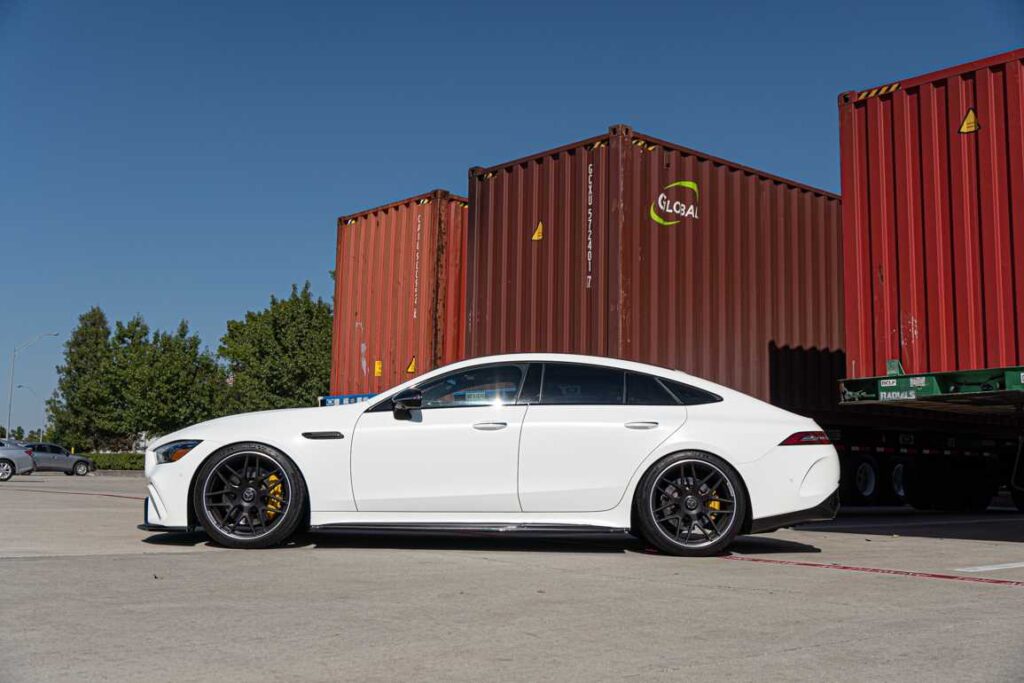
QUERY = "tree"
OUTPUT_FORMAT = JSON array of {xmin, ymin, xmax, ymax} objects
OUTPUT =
[
  {"xmin": 219, "ymin": 283, "xmax": 332, "ymax": 413},
  {"xmin": 48, "ymin": 307, "xmax": 121, "ymax": 451},
  {"xmin": 12, "ymin": 426, "xmax": 24, "ymax": 440},
  {"xmin": 130, "ymin": 321, "xmax": 226, "ymax": 436},
  {"xmin": 49, "ymin": 308, "xmax": 229, "ymax": 450}
]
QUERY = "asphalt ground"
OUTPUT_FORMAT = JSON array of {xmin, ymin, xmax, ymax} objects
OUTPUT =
[{"xmin": 2, "ymin": 473, "xmax": 1023, "ymax": 682}]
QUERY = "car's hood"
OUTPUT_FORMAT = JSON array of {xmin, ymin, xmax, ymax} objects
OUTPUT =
[{"xmin": 152, "ymin": 402, "xmax": 369, "ymax": 449}]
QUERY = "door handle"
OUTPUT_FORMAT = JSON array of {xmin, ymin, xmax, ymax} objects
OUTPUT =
[
  {"xmin": 625, "ymin": 421, "xmax": 659, "ymax": 430},
  {"xmin": 473, "ymin": 421, "xmax": 508, "ymax": 431}
]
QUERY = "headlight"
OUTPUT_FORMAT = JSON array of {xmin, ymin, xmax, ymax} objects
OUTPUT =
[{"xmin": 154, "ymin": 440, "xmax": 202, "ymax": 464}]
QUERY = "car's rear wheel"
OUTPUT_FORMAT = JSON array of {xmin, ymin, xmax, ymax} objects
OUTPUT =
[
  {"xmin": 193, "ymin": 443, "xmax": 306, "ymax": 549},
  {"xmin": 0, "ymin": 460, "xmax": 13, "ymax": 482},
  {"xmin": 74, "ymin": 461, "xmax": 89, "ymax": 476},
  {"xmin": 634, "ymin": 451, "xmax": 747, "ymax": 557}
]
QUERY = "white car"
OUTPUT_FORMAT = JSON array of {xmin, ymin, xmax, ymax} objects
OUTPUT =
[{"xmin": 140, "ymin": 354, "xmax": 839, "ymax": 556}]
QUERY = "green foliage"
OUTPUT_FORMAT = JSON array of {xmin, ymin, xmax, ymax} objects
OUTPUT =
[
  {"xmin": 47, "ymin": 307, "xmax": 122, "ymax": 452},
  {"xmin": 49, "ymin": 309, "xmax": 228, "ymax": 451},
  {"xmin": 117, "ymin": 319, "xmax": 227, "ymax": 437},
  {"xmin": 12, "ymin": 426, "xmax": 24, "ymax": 440},
  {"xmin": 83, "ymin": 452, "xmax": 145, "ymax": 470},
  {"xmin": 47, "ymin": 283, "xmax": 331, "ymax": 448},
  {"xmin": 219, "ymin": 282, "xmax": 332, "ymax": 412}
]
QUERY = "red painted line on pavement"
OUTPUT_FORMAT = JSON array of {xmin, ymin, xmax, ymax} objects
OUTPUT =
[
  {"xmin": 722, "ymin": 555, "xmax": 1024, "ymax": 587},
  {"xmin": 0, "ymin": 486, "xmax": 144, "ymax": 501}
]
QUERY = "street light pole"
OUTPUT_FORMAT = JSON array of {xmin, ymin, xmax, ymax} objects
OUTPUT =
[{"xmin": 6, "ymin": 332, "xmax": 59, "ymax": 439}]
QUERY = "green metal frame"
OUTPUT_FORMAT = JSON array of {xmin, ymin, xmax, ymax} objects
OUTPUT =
[{"xmin": 840, "ymin": 364, "xmax": 1024, "ymax": 414}]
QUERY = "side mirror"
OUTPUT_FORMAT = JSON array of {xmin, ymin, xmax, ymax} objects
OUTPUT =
[{"xmin": 392, "ymin": 389, "xmax": 422, "ymax": 418}]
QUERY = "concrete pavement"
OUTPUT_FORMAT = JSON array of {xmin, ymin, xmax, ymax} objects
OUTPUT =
[{"xmin": 2, "ymin": 474, "xmax": 1023, "ymax": 681}]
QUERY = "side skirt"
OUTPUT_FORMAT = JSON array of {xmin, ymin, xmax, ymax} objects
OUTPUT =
[{"xmin": 309, "ymin": 522, "xmax": 633, "ymax": 535}]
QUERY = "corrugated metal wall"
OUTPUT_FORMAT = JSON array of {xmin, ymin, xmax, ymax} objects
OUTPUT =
[
  {"xmin": 467, "ymin": 126, "xmax": 843, "ymax": 410},
  {"xmin": 620, "ymin": 131, "xmax": 843, "ymax": 407},
  {"xmin": 331, "ymin": 190, "xmax": 468, "ymax": 395},
  {"xmin": 840, "ymin": 48, "xmax": 1024, "ymax": 378}
]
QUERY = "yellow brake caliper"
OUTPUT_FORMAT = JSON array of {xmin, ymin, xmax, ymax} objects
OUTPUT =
[
  {"xmin": 266, "ymin": 474, "xmax": 282, "ymax": 520},
  {"xmin": 707, "ymin": 493, "xmax": 721, "ymax": 520}
]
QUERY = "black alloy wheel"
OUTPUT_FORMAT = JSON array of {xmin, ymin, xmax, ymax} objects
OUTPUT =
[
  {"xmin": 194, "ymin": 444, "xmax": 306, "ymax": 549},
  {"xmin": 636, "ymin": 451, "xmax": 747, "ymax": 557}
]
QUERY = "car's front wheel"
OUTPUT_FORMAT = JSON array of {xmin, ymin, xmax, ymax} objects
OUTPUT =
[
  {"xmin": 193, "ymin": 443, "xmax": 307, "ymax": 549},
  {"xmin": 0, "ymin": 459, "xmax": 13, "ymax": 482},
  {"xmin": 634, "ymin": 451, "xmax": 747, "ymax": 557},
  {"xmin": 74, "ymin": 461, "xmax": 90, "ymax": 476}
]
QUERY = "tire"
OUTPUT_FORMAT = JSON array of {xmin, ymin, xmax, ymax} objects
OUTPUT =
[
  {"xmin": 73, "ymin": 461, "xmax": 89, "ymax": 476},
  {"xmin": 840, "ymin": 454, "xmax": 881, "ymax": 506},
  {"xmin": 633, "ymin": 451, "xmax": 747, "ymax": 557},
  {"xmin": 0, "ymin": 459, "xmax": 13, "ymax": 482},
  {"xmin": 877, "ymin": 460, "xmax": 906, "ymax": 505},
  {"xmin": 192, "ymin": 442, "xmax": 307, "ymax": 549}
]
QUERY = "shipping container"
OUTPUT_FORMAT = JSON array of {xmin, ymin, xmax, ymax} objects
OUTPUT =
[
  {"xmin": 466, "ymin": 124, "xmax": 844, "ymax": 415},
  {"xmin": 839, "ymin": 48, "xmax": 1024, "ymax": 379},
  {"xmin": 331, "ymin": 190, "xmax": 468, "ymax": 395},
  {"xmin": 836, "ymin": 50, "xmax": 1024, "ymax": 512}
]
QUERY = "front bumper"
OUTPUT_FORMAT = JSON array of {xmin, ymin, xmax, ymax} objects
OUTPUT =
[
  {"xmin": 749, "ymin": 490, "xmax": 839, "ymax": 534},
  {"xmin": 137, "ymin": 497, "xmax": 189, "ymax": 533}
]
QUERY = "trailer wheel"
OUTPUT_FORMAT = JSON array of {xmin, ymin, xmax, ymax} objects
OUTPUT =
[
  {"xmin": 890, "ymin": 462, "xmax": 906, "ymax": 500},
  {"xmin": 841, "ymin": 455, "xmax": 881, "ymax": 506},
  {"xmin": 877, "ymin": 459, "xmax": 906, "ymax": 505}
]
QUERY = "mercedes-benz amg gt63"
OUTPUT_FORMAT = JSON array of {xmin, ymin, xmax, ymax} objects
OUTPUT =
[{"xmin": 139, "ymin": 353, "xmax": 839, "ymax": 556}]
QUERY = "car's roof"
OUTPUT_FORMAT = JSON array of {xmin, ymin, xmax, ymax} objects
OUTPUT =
[{"xmin": 441, "ymin": 353, "xmax": 689, "ymax": 376}]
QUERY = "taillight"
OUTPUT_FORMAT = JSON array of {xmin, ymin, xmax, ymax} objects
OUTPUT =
[
  {"xmin": 25, "ymin": 449, "xmax": 33, "ymax": 456},
  {"xmin": 780, "ymin": 431, "xmax": 831, "ymax": 446}
]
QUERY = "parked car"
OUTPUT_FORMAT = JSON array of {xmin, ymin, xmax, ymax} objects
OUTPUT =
[
  {"xmin": 0, "ymin": 439, "xmax": 36, "ymax": 481},
  {"xmin": 139, "ymin": 353, "xmax": 840, "ymax": 555},
  {"xmin": 24, "ymin": 443, "xmax": 95, "ymax": 476}
]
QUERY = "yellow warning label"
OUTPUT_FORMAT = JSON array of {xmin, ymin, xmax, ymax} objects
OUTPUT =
[
  {"xmin": 406, "ymin": 356, "xmax": 416, "ymax": 374},
  {"xmin": 373, "ymin": 360, "xmax": 382, "ymax": 377},
  {"xmin": 959, "ymin": 108, "xmax": 979, "ymax": 134},
  {"xmin": 531, "ymin": 221, "xmax": 544, "ymax": 241}
]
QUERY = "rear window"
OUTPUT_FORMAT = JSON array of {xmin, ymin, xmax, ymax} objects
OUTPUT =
[
  {"xmin": 625, "ymin": 373, "xmax": 680, "ymax": 405},
  {"xmin": 661, "ymin": 379, "xmax": 722, "ymax": 405}
]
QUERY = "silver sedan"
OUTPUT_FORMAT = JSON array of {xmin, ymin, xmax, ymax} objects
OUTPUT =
[{"xmin": 0, "ymin": 439, "xmax": 37, "ymax": 481}]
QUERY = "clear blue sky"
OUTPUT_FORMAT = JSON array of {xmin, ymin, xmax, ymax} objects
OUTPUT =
[{"xmin": 1, "ymin": 0, "xmax": 1020, "ymax": 431}]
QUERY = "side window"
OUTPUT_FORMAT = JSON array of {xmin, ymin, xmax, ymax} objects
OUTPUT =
[
  {"xmin": 662, "ymin": 379, "xmax": 722, "ymax": 405},
  {"xmin": 417, "ymin": 364, "xmax": 526, "ymax": 409},
  {"xmin": 626, "ymin": 373, "xmax": 680, "ymax": 405},
  {"xmin": 540, "ymin": 364, "xmax": 624, "ymax": 405}
]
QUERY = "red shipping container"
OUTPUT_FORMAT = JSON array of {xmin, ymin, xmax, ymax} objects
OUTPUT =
[
  {"xmin": 331, "ymin": 190, "xmax": 469, "ymax": 395},
  {"xmin": 840, "ymin": 48, "xmax": 1024, "ymax": 378},
  {"xmin": 467, "ymin": 125, "xmax": 843, "ymax": 410}
]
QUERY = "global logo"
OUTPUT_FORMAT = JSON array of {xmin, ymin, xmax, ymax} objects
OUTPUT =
[{"xmin": 649, "ymin": 180, "xmax": 699, "ymax": 226}]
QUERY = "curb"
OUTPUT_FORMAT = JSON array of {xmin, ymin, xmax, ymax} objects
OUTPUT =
[{"xmin": 93, "ymin": 470, "xmax": 145, "ymax": 478}]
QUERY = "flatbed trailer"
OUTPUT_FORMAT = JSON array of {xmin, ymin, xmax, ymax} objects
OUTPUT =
[{"xmin": 839, "ymin": 364, "xmax": 1024, "ymax": 512}]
